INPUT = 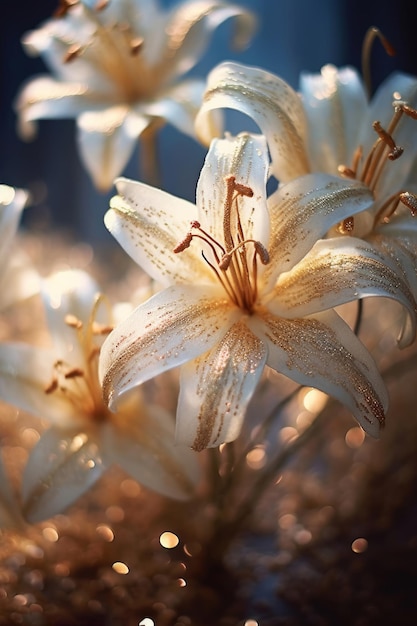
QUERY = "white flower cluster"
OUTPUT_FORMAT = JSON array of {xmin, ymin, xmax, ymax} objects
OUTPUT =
[{"xmin": 1, "ymin": 1, "xmax": 417, "ymax": 525}]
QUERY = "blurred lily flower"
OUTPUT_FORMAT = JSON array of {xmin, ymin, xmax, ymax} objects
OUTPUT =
[
  {"xmin": 0, "ymin": 184, "xmax": 39, "ymax": 310},
  {"xmin": 0, "ymin": 269, "xmax": 200, "ymax": 522},
  {"xmin": 99, "ymin": 133, "xmax": 416, "ymax": 450},
  {"xmin": 15, "ymin": 0, "xmax": 256, "ymax": 190},
  {"xmin": 196, "ymin": 61, "xmax": 417, "ymax": 344}
]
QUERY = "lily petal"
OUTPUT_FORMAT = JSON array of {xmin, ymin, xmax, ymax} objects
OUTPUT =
[
  {"xmin": 77, "ymin": 107, "xmax": 150, "ymax": 191},
  {"xmin": 299, "ymin": 65, "xmax": 368, "ymax": 174},
  {"xmin": 197, "ymin": 133, "xmax": 270, "ymax": 246},
  {"xmin": 139, "ymin": 78, "xmax": 221, "ymax": 139},
  {"xmin": 0, "ymin": 251, "xmax": 40, "ymax": 311},
  {"xmin": 15, "ymin": 77, "xmax": 90, "ymax": 139},
  {"xmin": 22, "ymin": 427, "xmax": 106, "ymax": 522},
  {"xmin": 0, "ymin": 344, "xmax": 77, "ymax": 425},
  {"xmin": 41, "ymin": 269, "xmax": 105, "ymax": 365},
  {"xmin": 106, "ymin": 179, "xmax": 208, "ymax": 286},
  {"xmin": 102, "ymin": 404, "xmax": 200, "ymax": 500},
  {"xmin": 161, "ymin": 2, "xmax": 257, "ymax": 79},
  {"xmin": 196, "ymin": 61, "xmax": 310, "ymax": 181},
  {"xmin": 0, "ymin": 185, "xmax": 29, "ymax": 272},
  {"xmin": 270, "ymin": 237, "xmax": 417, "ymax": 341},
  {"xmin": 176, "ymin": 319, "xmax": 267, "ymax": 450},
  {"xmin": 99, "ymin": 284, "xmax": 238, "ymax": 409},
  {"xmin": 249, "ymin": 309, "xmax": 387, "ymax": 438},
  {"xmin": 264, "ymin": 174, "xmax": 374, "ymax": 286}
]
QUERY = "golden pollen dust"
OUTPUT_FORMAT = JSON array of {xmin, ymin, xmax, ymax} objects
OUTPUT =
[
  {"xmin": 338, "ymin": 99, "xmax": 417, "ymax": 233},
  {"xmin": 174, "ymin": 176, "xmax": 269, "ymax": 313}
]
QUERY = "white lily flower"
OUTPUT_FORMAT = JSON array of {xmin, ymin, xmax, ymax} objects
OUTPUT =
[
  {"xmin": 196, "ymin": 62, "xmax": 417, "ymax": 345},
  {"xmin": 15, "ymin": 0, "xmax": 256, "ymax": 190},
  {"xmin": 0, "ymin": 184, "xmax": 39, "ymax": 310},
  {"xmin": 99, "ymin": 133, "xmax": 417, "ymax": 450},
  {"xmin": 0, "ymin": 269, "xmax": 200, "ymax": 522}
]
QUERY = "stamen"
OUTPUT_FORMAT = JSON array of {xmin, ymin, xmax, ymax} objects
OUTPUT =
[
  {"xmin": 362, "ymin": 27, "xmax": 395, "ymax": 97},
  {"xmin": 92, "ymin": 322, "xmax": 113, "ymax": 335},
  {"xmin": 174, "ymin": 232, "xmax": 193, "ymax": 253},
  {"xmin": 339, "ymin": 217, "xmax": 355, "ymax": 234},
  {"xmin": 65, "ymin": 314, "xmax": 83, "ymax": 329},
  {"xmin": 44, "ymin": 377, "xmax": 58, "ymax": 394},
  {"xmin": 372, "ymin": 121, "xmax": 403, "ymax": 161},
  {"xmin": 64, "ymin": 368, "xmax": 85, "ymax": 379},
  {"xmin": 254, "ymin": 241, "xmax": 270, "ymax": 265},
  {"xmin": 398, "ymin": 102, "xmax": 417, "ymax": 120},
  {"xmin": 337, "ymin": 165, "xmax": 357, "ymax": 179},
  {"xmin": 130, "ymin": 37, "xmax": 144, "ymax": 56},
  {"xmin": 399, "ymin": 191, "xmax": 417, "ymax": 216}
]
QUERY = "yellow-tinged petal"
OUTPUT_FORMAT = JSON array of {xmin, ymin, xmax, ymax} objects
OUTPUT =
[
  {"xmin": 270, "ymin": 237, "xmax": 417, "ymax": 342},
  {"xmin": 249, "ymin": 310, "xmax": 387, "ymax": 438},
  {"xmin": 197, "ymin": 133, "xmax": 270, "ymax": 247},
  {"xmin": 77, "ymin": 108, "xmax": 150, "ymax": 192},
  {"xmin": 196, "ymin": 61, "xmax": 309, "ymax": 181},
  {"xmin": 22, "ymin": 427, "xmax": 105, "ymax": 523},
  {"xmin": 176, "ymin": 319, "xmax": 267, "ymax": 450},
  {"xmin": 263, "ymin": 174, "xmax": 374, "ymax": 288},
  {"xmin": 102, "ymin": 404, "xmax": 200, "ymax": 500},
  {"xmin": 15, "ymin": 77, "xmax": 89, "ymax": 139},
  {"xmin": 99, "ymin": 284, "xmax": 239, "ymax": 409},
  {"xmin": 160, "ymin": 1, "xmax": 257, "ymax": 78},
  {"xmin": 107, "ymin": 179, "xmax": 210, "ymax": 286}
]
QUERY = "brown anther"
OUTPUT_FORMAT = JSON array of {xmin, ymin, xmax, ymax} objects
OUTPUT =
[
  {"xmin": 337, "ymin": 165, "xmax": 357, "ymax": 179},
  {"xmin": 400, "ymin": 103, "xmax": 417, "ymax": 120},
  {"xmin": 233, "ymin": 181, "xmax": 254, "ymax": 198},
  {"xmin": 89, "ymin": 346, "xmax": 101, "ymax": 361},
  {"xmin": 218, "ymin": 254, "xmax": 231, "ymax": 270},
  {"xmin": 254, "ymin": 241, "xmax": 270, "ymax": 265},
  {"xmin": 399, "ymin": 191, "xmax": 417, "ymax": 216},
  {"xmin": 373, "ymin": 120, "xmax": 396, "ymax": 150},
  {"xmin": 44, "ymin": 377, "xmax": 58, "ymax": 394},
  {"xmin": 63, "ymin": 44, "xmax": 83, "ymax": 64},
  {"xmin": 92, "ymin": 322, "xmax": 114, "ymax": 335},
  {"xmin": 130, "ymin": 37, "xmax": 144, "ymax": 56},
  {"xmin": 65, "ymin": 314, "xmax": 83, "ymax": 329},
  {"xmin": 64, "ymin": 367, "xmax": 84, "ymax": 379},
  {"xmin": 191, "ymin": 220, "xmax": 201, "ymax": 229},
  {"xmin": 174, "ymin": 232, "xmax": 193, "ymax": 253},
  {"xmin": 339, "ymin": 216, "xmax": 355, "ymax": 234},
  {"xmin": 54, "ymin": 0, "xmax": 79, "ymax": 18},
  {"xmin": 388, "ymin": 146, "xmax": 404, "ymax": 160}
]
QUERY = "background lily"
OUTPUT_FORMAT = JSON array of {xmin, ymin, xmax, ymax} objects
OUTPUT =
[
  {"xmin": 15, "ymin": 0, "xmax": 256, "ymax": 190},
  {"xmin": 195, "ymin": 61, "xmax": 417, "ymax": 344},
  {"xmin": 0, "ymin": 184, "xmax": 39, "ymax": 310},
  {"xmin": 99, "ymin": 133, "xmax": 416, "ymax": 451},
  {"xmin": 0, "ymin": 269, "xmax": 200, "ymax": 522}
]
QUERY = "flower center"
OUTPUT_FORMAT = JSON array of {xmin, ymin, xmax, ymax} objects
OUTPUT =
[
  {"xmin": 174, "ymin": 175, "xmax": 269, "ymax": 314},
  {"xmin": 44, "ymin": 298, "xmax": 113, "ymax": 422},
  {"xmin": 337, "ymin": 100, "xmax": 417, "ymax": 233},
  {"xmin": 59, "ymin": 0, "xmax": 157, "ymax": 102}
]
